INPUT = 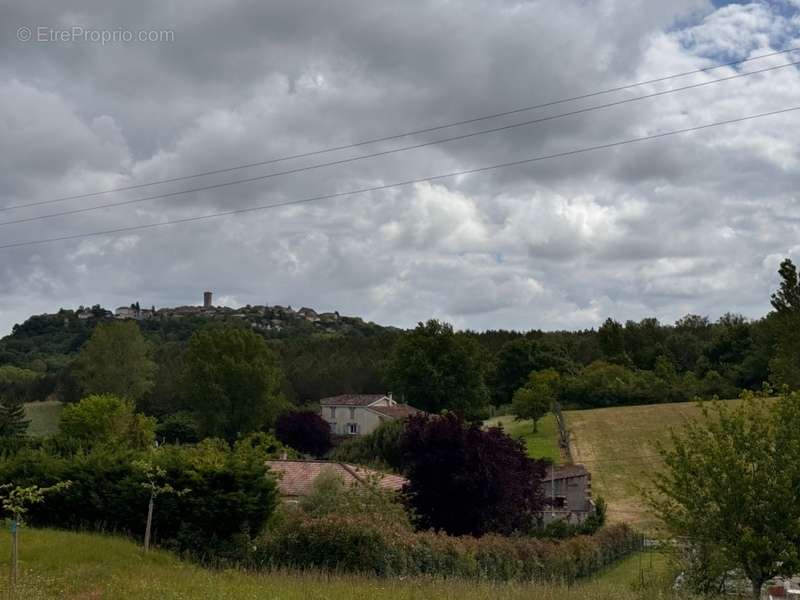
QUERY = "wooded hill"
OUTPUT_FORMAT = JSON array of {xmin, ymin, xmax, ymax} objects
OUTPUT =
[{"xmin": 0, "ymin": 301, "xmax": 783, "ymax": 413}]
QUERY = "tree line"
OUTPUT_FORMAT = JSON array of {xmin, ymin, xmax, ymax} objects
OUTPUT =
[{"xmin": 1, "ymin": 258, "xmax": 798, "ymax": 429}]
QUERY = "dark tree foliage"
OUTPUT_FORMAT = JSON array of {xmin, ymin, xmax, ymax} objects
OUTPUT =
[
  {"xmin": 275, "ymin": 333, "xmax": 398, "ymax": 403},
  {"xmin": 0, "ymin": 436, "xmax": 280, "ymax": 557},
  {"xmin": 399, "ymin": 413, "xmax": 546, "ymax": 537},
  {"xmin": 0, "ymin": 395, "xmax": 29, "ymax": 438},
  {"xmin": 388, "ymin": 320, "xmax": 489, "ymax": 420},
  {"xmin": 487, "ymin": 338, "xmax": 574, "ymax": 406},
  {"xmin": 274, "ymin": 410, "xmax": 332, "ymax": 457},
  {"xmin": 155, "ymin": 411, "xmax": 200, "ymax": 445},
  {"xmin": 597, "ymin": 318, "xmax": 627, "ymax": 364},
  {"xmin": 770, "ymin": 258, "xmax": 800, "ymax": 389},
  {"xmin": 622, "ymin": 318, "xmax": 667, "ymax": 370}
]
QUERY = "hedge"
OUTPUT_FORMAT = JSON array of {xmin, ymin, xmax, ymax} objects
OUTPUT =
[
  {"xmin": 256, "ymin": 513, "xmax": 641, "ymax": 582},
  {"xmin": 0, "ymin": 437, "xmax": 279, "ymax": 558}
]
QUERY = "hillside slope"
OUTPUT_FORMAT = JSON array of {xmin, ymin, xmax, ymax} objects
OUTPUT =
[{"xmin": 566, "ymin": 399, "xmax": 741, "ymax": 528}]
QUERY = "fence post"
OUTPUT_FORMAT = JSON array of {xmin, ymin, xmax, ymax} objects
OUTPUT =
[
  {"xmin": 143, "ymin": 493, "xmax": 154, "ymax": 552},
  {"xmin": 553, "ymin": 402, "xmax": 574, "ymax": 463},
  {"xmin": 10, "ymin": 518, "xmax": 18, "ymax": 592}
]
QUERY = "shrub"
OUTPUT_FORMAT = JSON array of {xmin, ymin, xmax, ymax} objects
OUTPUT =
[
  {"xmin": 0, "ymin": 436, "xmax": 279, "ymax": 558},
  {"xmin": 257, "ymin": 514, "xmax": 639, "ymax": 582},
  {"xmin": 59, "ymin": 394, "xmax": 156, "ymax": 450},
  {"xmin": 274, "ymin": 410, "xmax": 332, "ymax": 457},
  {"xmin": 296, "ymin": 467, "xmax": 412, "ymax": 528},
  {"xmin": 155, "ymin": 411, "xmax": 200, "ymax": 445},
  {"xmin": 400, "ymin": 413, "xmax": 547, "ymax": 536},
  {"xmin": 329, "ymin": 417, "xmax": 407, "ymax": 471}
]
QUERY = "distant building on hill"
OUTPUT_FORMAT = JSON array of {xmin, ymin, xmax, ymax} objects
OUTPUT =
[
  {"xmin": 297, "ymin": 307, "xmax": 320, "ymax": 322},
  {"xmin": 319, "ymin": 393, "xmax": 424, "ymax": 436}
]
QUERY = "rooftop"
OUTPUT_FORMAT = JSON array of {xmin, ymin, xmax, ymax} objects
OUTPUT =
[
  {"xmin": 265, "ymin": 459, "xmax": 407, "ymax": 497},
  {"xmin": 319, "ymin": 394, "xmax": 388, "ymax": 406},
  {"xmin": 542, "ymin": 464, "xmax": 589, "ymax": 481},
  {"xmin": 369, "ymin": 404, "xmax": 424, "ymax": 418}
]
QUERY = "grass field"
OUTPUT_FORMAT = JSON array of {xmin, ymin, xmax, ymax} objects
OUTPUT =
[
  {"xmin": 485, "ymin": 413, "xmax": 561, "ymax": 462},
  {"xmin": 0, "ymin": 528, "xmax": 684, "ymax": 600},
  {"xmin": 24, "ymin": 400, "xmax": 63, "ymax": 437},
  {"xmin": 565, "ymin": 399, "xmax": 741, "ymax": 529}
]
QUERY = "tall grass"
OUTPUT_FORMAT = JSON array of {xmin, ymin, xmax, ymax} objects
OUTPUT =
[{"xmin": 0, "ymin": 528, "xmax": 695, "ymax": 599}]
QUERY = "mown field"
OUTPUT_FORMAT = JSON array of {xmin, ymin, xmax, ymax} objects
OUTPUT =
[
  {"xmin": 485, "ymin": 413, "xmax": 561, "ymax": 462},
  {"xmin": 0, "ymin": 528, "xmax": 681, "ymax": 600},
  {"xmin": 565, "ymin": 399, "xmax": 742, "ymax": 528},
  {"xmin": 24, "ymin": 400, "xmax": 63, "ymax": 437}
]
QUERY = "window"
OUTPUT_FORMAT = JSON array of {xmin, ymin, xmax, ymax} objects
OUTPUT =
[
  {"xmin": 329, "ymin": 407, "xmax": 336, "ymax": 420},
  {"xmin": 348, "ymin": 423, "xmax": 358, "ymax": 435},
  {"xmin": 349, "ymin": 407, "xmax": 355, "ymax": 419}
]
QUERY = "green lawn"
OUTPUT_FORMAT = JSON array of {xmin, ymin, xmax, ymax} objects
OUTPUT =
[
  {"xmin": 485, "ymin": 413, "xmax": 561, "ymax": 462},
  {"xmin": 0, "ymin": 528, "xmax": 690, "ymax": 600},
  {"xmin": 24, "ymin": 400, "xmax": 63, "ymax": 437}
]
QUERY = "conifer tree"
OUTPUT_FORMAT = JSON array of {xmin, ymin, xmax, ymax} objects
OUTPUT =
[{"xmin": 0, "ymin": 396, "xmax": 29, "ymax": 438}]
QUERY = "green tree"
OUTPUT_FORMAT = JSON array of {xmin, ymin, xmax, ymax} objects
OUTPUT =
[
  {"xmin": 511, "ymin": 368, "xmax": 559, "ymax": 432},
  {"xmin": 597, "ymin": 318, "xmax": 628, "ymax": 364},
  {"xmin": 487, "ymin": 338, "xmax": 573, "ymax": 406},
  {"xmin": 388, "ymin": 320, "xmax": 489, "ymax": 420},
  {"xmin": 649, "ymin": 392, "xmax": 800, "ymax": 599},
  {"xmin": 183, "ymin": 328, "xmax": 287, "ymax": 441},
  {"xmin": 1, "ymin": 481, "xmax": 71, "ymax": 589},
  {"xmin": 0, "ymin": 395, "xmax": 29, "ymax": 438},
  {"xmin": 73, "ymin": 321, "xmax": 156, "ymax": 403},
  {"xmin": 769, "ymin": 258, "xmax": 800, "ymax": 389},
  {"xmin": 59, "ymin": 394, "xmax": 156, "ymax": 450}
]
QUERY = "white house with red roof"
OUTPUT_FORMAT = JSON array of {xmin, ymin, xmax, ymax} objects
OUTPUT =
[{"xmin": 319, "ymin": 393, "xmax": 423, "ymax": 436}]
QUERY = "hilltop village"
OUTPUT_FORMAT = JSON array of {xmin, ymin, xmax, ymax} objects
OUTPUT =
[{"xmin": 60, "ymin": 291, "xmax": 379, "ymax": 336}]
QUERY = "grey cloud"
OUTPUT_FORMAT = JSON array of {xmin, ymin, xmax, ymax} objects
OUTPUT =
[{"xmin": 2, "ymin": 0, "xmax": 799, "ymax": 336}]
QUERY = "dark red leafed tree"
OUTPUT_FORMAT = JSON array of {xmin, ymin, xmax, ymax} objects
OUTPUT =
[
  {"xmin": 274, "ymin": 410, "xmax": 332, "ymax": 458},
  {"xmin": 399, "ymin": 412, "xmax": 546, "ymax": 537}
]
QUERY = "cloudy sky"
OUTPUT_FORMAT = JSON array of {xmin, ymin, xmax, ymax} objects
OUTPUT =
[{"xmin": 1, "ymin": 0, "xmax": 799, "ymax": 335}]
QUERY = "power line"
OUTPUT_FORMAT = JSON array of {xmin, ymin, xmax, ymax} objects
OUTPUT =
[
  {"xmin": 2, "ymin": 104, "xmax": 798, "ymax": 251},
  {"xmin": 2, "ymin": 46, "xmax": 799, "ymax": 213},
  {"xmin": 2, "ymin": 58, "xmax": 798, "ymax": 228}
]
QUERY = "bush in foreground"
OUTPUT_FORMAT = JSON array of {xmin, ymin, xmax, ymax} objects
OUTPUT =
[
  {"xmin": 257, "ymin": 513, "xmax": 639, "ymax": 582},
  {"xmin": 0, "ymin": 434, "xmax": 281, "ymax": 557}
]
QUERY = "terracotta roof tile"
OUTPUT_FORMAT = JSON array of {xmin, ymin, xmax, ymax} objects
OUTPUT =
[
  {"xmin": 266, "ymin": 460, "xmax": 407, "ymax": 496},
  {"xmin": 369, "ymin": 404, "xmax": 424, "ymax": 418},
  {"xmin": 319, "ymin": 394, "xmax": 387, "ymax": 406}
]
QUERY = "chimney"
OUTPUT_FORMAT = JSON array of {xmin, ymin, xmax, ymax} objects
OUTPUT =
[{"xmin": 203, "ymin": 291, "xmax": 213, "ymax": 308}]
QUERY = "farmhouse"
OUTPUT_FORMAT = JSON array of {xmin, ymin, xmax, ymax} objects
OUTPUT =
[
  {"xmin": 319, "ymin": 393, "xmax": 423, "ymax": 436},
  {"xmin": 266, "ymin": 459, "xmax": 407, "ymax": 500},
  {"xmin": 540, "ymin": 464, "xmax": 595, "ymax": 525}
]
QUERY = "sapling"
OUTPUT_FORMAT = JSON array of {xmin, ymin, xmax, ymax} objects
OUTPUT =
[
  {"xmin": 133, "ymin": 459, "xmax": 188, "ymax": 552},
  {"xmin": 1, "ymin": 481, "xmax": 71, "ymax": 590}
]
